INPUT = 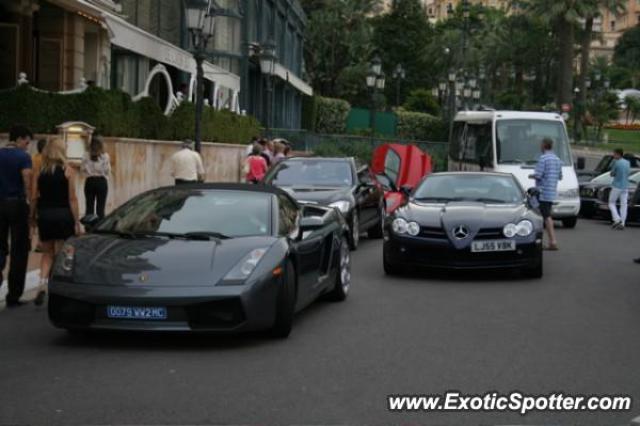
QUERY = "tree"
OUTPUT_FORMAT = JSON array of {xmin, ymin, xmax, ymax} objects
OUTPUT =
[
  {"xmin": 524, "ymin": 0, "xmax": 592, "ymax": 107},
  {"xmin": 402, "ymin": 89, "xmax": 440, "ymax": 116},
  {"xmin": 371, "ymin": 0, "xmax": 434, "ymax": 105},
  {"xmin": 303, "ymin": 0, "xmax": 382, "ymax": 106},
  {"xmin": 624, "ymin": 96, "xmax": 640, "ymax": 124},
  {"xmin": 588, "ymin": 92, "xmax": 620, "ymax": 141},
  {"xmin": 613, "ymin": 26, "xmax": 640, "ymax": 87},
  {"xmin": 577, "ymin": 0, "xmax": 626, "ymax": 136}
]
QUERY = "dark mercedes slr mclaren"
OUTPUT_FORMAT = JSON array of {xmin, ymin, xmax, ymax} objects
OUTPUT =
[
  {"xmin": 48, "ymin": 184, "xmax": 352, "ymax": 338},
  {"xmin": 383, "ymin": 172, "xmax": 544, "ymax": 278}
]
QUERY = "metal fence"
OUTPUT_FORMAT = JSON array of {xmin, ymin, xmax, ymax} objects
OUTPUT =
[{"xmin": 265, "ymin": 128, "xmax": 450, "ymax": 170}]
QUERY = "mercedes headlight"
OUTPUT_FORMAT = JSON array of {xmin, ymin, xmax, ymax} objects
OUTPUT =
[
  {"xmin": 329, "ymin": 200, "xmax": 351, "ymax": 214},
  {"xmin": 516, "ymin": 220, "xmax": 533, "ymax": 236},
  {"xmin": 559, "ymin": 189, "xmax": 579, "ymax": 199},
  {"xmin": 224, "ymin": 248, "xmax": 268, "ymax": 281},
  {"xmin": 503, "ymin": 220, "xmax": 533, "ymax": 238},
  {"xmin": 503, "ymin": 223, "xmax": 518, "ymax": 238},
  {"xmin": 392, "ymin": 218, "xmax": 408, "ymax": 234},
  {"xmin": 407, "ymin": 221, "xmax": 420, "ymax": 236}
]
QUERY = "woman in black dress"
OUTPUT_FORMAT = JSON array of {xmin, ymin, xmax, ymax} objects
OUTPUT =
[{"xmin": 30, "ymin": 138, "xmax": 80, "ymax": 305}]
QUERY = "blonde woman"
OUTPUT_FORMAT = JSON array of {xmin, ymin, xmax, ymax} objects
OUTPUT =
[
  {"xmin": 273, "ymin": 141, "xmax": 286, "ymax": 165},
  {"xmin": 30, "ymin": 139, "xmax": 81, "ymax": 306}
]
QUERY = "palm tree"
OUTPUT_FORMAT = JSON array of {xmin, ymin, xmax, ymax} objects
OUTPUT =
[
  {"xmin": 577, "ymin": 0, "xmax": 626, "ymax": 135},
  {"xmin": 524, "ymin": 0, "xmax": 592, "ymax": 107}
]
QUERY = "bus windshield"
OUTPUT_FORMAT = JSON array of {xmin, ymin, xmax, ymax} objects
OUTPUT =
[{"xmin": 496, "ymin": 119, "xmax": 572, "ymax": 166}]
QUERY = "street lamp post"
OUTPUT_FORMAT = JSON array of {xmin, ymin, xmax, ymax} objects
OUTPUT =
[
  {"xmin": 186, "ymin": 0, "xmax": 217, "ymax": 153},
  {"xmin": 438, "ymin": 80, "xmax": 447, "ymax": 120},
  {"xmin": 461, "ymin": 0, "xmax": 470, "ymax": 79},
  {"xmin": 447, "ymin": 69, "xmax": 457, "ymax": 136},
  {"xmin": 392, "ymin": 64, "xmax": 406, "ymax": 107},
  {"xmin": 366, "ymin": 55, "xmax": 385, "ymax": 139},
  {"xmin": 258, "ymin": 39, "xmax": 277, "ymax": 138},
  {"xmin": 573, "ymin": 87, "xmax": 581, "ymax": 142}
]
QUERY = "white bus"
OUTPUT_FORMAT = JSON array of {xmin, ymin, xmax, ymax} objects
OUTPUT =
[{"xmin": 448, "ymin": 110, "xmax": 580, "ymax": 228}]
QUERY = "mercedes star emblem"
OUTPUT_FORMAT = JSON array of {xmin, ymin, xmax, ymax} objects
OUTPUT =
[{"xmin": 453, "ymin": 225, "xmax": 470, "ymax": 240}]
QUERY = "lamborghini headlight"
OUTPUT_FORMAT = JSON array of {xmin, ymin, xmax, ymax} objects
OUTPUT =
[
  {"xmin": 224, "ymin": 248, "xmax": 268, "ymax": 281},
  {"xmin": 53, "ymin": 243, "xmax": 76, "ymax": 278},
  {"xmin": 329, "ymin": 201, "xmax": 351, "ymax": 214}
]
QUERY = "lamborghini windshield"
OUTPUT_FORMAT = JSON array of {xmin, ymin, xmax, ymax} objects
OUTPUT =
[{"xmin": 96, "ymin": 189, "xmax": 272, "ymax": 238}]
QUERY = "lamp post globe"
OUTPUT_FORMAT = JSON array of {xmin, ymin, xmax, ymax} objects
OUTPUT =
[{"xmin": 371, "ymin": 55, "xmax": 382, "ymax": 76}]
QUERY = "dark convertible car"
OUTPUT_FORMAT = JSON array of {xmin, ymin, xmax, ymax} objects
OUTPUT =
[
  {"xmin": 383, "ymin": 172, "xmax": 544, "ymax": 278},
  {"xmin": 264, "ymin": 157, "xmax": 385, "ymax": 250},
  {"xmin": 48, "ymin": 184, "xmax": 351, "ymax": 338}
]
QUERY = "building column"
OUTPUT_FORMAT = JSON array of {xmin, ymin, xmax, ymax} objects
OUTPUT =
[{"xmin": 63, "ymin": 11, "xmax": 84, "ymax": 90}]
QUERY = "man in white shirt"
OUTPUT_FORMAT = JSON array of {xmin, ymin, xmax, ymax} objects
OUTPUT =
[{"xmin": 169, "ymin": 140, "xmax": 205, "ymax": 185}]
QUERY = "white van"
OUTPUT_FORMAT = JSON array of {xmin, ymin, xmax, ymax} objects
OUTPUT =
[{"xmin": 448, "ymin": 110, "xmax": 580, "ymax": 228}]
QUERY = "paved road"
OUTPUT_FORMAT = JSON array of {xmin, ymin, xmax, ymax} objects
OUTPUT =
[{"xmin": 0, "ymin": 219, "xmax": 639, "ymax": 426}]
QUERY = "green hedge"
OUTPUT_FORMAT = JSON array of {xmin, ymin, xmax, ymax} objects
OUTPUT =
[
  {"xmin": 395, "ymin": 109, "xmax": 448, "ymax": 142},
  {"xmin": 315, "ymin": 96, "xmax": 350, "ymax": 134},
  {"xmin": 0, "ymin": 85, "xmax": 260, "ymax": 144},
  {"xmin": 302, "ymin": 96, "xmax": 351, "ymax": 134},
  {"xmin": 313, "ymin": 138, "xmax": 374, "ymax": 164}
]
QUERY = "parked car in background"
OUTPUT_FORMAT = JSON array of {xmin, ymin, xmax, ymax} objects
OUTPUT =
[
  {"xmin": 595, "ymin": 177, "xmax": 640, "ymax": 223},
  {"xmin": 49, "ymin": 184, "xmax": 352, "ymax": 338},
  {"xmin": 383, "ymin": 172, "xmax": 544, "ymax": 278},
  {"xmin": 264, "ymin": 157, "xmax": 385, "ymax": 250},
  {"xmin": 580, "ymin": 169, "xmax": 640, "ymax": 217},
  {"xmin": 371, "ymin": 143, "xmax": 433, "ymax": 214},
  {"xmin": 577, "ymin": 153, "xmax": 640, "ymax": 183}
]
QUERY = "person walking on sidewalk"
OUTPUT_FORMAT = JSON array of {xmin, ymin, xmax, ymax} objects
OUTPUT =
[
  {"xmin": 608, "ymin": 148, "xmax": 630, "ymax": 230},
  {"xmin": 531, "ymin": 138, "xmax": 563, "ymax": 251},
  {"xmin": 0, "ymin": 125, "xmax": 33, "ymax": 307},
  {"xmin": 82, "ymin": 137, "xmax": 111, "ymax": 219},
  {"xmin": 30, "ymin": 138, "xmax": 81, "ymax": 306},
  {"xmin": 245, "ymin": 145, "xmax": 268, "ymax": 184},
  {"xmin": 31, "ymin": 138, "xmax": 48, "ymax": 253},
  {"xmin": 170, "ymin": 140, "xmax": 205, "ymax": 185}
]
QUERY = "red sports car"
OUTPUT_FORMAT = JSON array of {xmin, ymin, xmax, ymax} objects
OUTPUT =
[{"xmin": 371, "ymin": 144, "xmax": 433, "ymax": 213}]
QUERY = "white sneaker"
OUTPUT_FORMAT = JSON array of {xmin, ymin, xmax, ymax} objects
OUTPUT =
[{"xmin": 611, "ymin": 220, "xmax": 621, "ymax": 229}]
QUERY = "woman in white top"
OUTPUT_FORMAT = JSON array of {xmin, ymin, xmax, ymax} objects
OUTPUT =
[{"xmin": 81, "ymin": 137, "xmax": 111, "ymax": 218}]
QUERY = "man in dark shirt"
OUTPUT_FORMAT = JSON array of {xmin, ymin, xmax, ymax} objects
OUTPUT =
[{"xmin": 0, "ymin": 125, "xmax": 33, "ymax": 307}]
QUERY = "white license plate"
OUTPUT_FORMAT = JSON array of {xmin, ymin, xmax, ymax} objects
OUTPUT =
[
  {"xmin": 471, "ymin": 240, "xmax": 516, "ymax": 253},
  {"xmin": 107, "ymin": 306, "xmax": 167, "ymax": 320}
]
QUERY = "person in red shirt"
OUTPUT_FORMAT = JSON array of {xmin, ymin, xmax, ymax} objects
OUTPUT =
[{"xmin": 245, "ymin": 145, "xmax": 268, "ymax": 184}]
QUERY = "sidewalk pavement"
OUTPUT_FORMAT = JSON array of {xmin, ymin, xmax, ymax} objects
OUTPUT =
[{"xmin": 0, "ymin": 251, "xmax": 42, "ymax": 307}]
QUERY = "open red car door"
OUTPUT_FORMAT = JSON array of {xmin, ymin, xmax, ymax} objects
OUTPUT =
[{"xmin": 371, "ymin": 144, "xmax": 433, "ymax": 213}]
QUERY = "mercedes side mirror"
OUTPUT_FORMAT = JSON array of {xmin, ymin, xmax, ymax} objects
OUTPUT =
[
  {"xmin": 576, "ymin": 157, "xmax": 586, "ymax": 171},
  {"xmin": 527, "ymin": 187, "xmax": 540, "ymax": 198}
]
